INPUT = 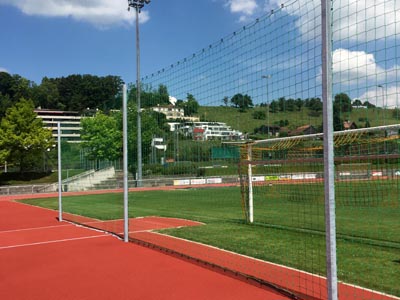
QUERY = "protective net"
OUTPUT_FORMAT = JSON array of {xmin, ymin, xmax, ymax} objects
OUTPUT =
[
  {"xmin": 50, "ymin": 1, "xmax": 400, "ymax": 299},
  {"xmin": 239, "ymin": 125, "xmax": 400, "ymax": 298}
]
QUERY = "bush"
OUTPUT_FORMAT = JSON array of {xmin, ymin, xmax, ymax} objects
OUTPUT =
[
  {"xmin": 308, "ymin": 111, "xmax": 322, "ymax": 117},
  {"xmin": 142, "ymin": 163, "xmax": 199, "ymax": 176},
  {"xmin": 252, "ymin": 111, "xmax": 266, "ymax": 120},
  {"xmin": 0, "ymin": 171, "xmax": 52, "ymax": 185}
]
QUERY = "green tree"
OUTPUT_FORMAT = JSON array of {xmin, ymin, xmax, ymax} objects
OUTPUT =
[
  {"xmin": 80, "ymin": 112, "xmax": 122, "ymax": 168},
  {"xmin": 185, "ymin": 93, "xmax": 199, "ymax": 116},
  {"xmin": 278, "ymin": 97, "xmax": 286, "ymax": 112},
  {"xmin": 0, "ymin": 73, "xmax": 34, "ymax": 117},
  {"xmin": 352, "ymin": 99, "xmax": 363, "ymax": 106},
  {"xmin": 286, "ymin": 98, "xmax": 296, "ymax": 112},
  {"xmin": 10, "ymin": 75, "xmax": 34, "ymax": 103},
  {"xmin": 0, "ymin": 72, "xmax": 14, "ymax": 97},
  {"xmin": 295, "ymin": 98, "xmax": 303, "ymax": 111},
  {"xmin": 0, "ymin": 93, "xmax": 12, "ymax": 118},
  {"xmin": 0, "ymin": 98, "xmax": 53, "ymax": 172},
  {"xmin": 177, "ymin": 93, "xmax": 200, "ymax": 116},
  {"xmin": 269, "ymin": 100, "xmax": 279, "ymax": 113},
  {"xmin": 231, "ymin": 93, "xmax": 253, "ymax": 111},
  {"xmin": 333, "ymin": 93, "xmax": 352, "ymax": 131},
  {"xmin": 364, "ymin": 101, "xmax": 375, "ymax": 108},
  {"xmin": 334, "ymin": 93, "xmax": 352, "ymax": 113},
  {"xmin": 222, "ymin": 96, "xmax": 229, "ymax": 107},
  {"xmin": 113, "ymin": 102, "xmax": 163, "ymax": 172},
  {"xmin": 157, "ymin": 84, "xmax": 170, "ymax": 105},
  {"xmin": 333, "ymin": 110, "xmax": 343, "ymax": 131},
  {"xmin": 32, "ymin": 77, "xmax": 62, "ymax": 109},
  {"xmin": 131, "ymin": 84, "xmax": 170, "ymax": 108},
  {"xmin": 308, "ymin": 97, "xmax": 323, "ymax": 112},
  {"xmin": 54, "ymin": 74, "xmax": 123, "ymax": 112}
]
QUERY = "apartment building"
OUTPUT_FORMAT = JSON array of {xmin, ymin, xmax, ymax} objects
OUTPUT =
[{"xmin": 35, "ymin": 109, "xmax": 82, "ymax": 143}]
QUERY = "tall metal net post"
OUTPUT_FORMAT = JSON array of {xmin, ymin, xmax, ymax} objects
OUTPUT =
[
  {"xmin": 123, "ymin": 84, "xmax": 129, "ymax": 242},
  {"xmin": 321, "ymin": 1, "xmax": 338, "ymax": 299},
  {"xmin": 57, "ymin": 122, "xmax": 62, "ymax": 222}
]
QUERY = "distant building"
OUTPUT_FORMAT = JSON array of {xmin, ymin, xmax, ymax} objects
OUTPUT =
[
  {"xmin": 179, "ymin": 122, "xmax": 242, "ymax": 141},
  {"xmin": 152, "ymin": 105, "xmax": 199, "ymax": 122},
  {"xmin": 254, "ymin": 125, "xmax": 280, "ymax": 137},
  {"xmin": 343, "ymin": 121, "xmax": 358, "ymax": 130},
  {"xmin": 193, "ymin": 127, "xmax": 205, "ymax": 141},
  {"xmin": 35, "ymin": 109, "xmax": 82, "ymax": 143},
  {"xmin": 290, "ymin": 125, "xmax": 318, "ymax": 136}
]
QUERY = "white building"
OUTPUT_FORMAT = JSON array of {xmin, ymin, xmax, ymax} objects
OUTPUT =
[
  {"xmin": 35, "ymin": 109, "xmax": 82, "ymax": 143},
  {"xmin": 152, "ymin": 105, "xmax": 200, "ymax": 122},
  {"xmin": 180, "ymin": 122, "xmax": 243, "ymax": 141}
]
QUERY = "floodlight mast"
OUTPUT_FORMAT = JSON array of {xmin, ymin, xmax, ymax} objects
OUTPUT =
[
  {"xmin": 128, "ymin": 0, "xmax": 150, "ymax": 12},
  {"xmin": 262, "ymin": 75, "xmax": 272, "ymax": 138},
  {"xmin": 127, "ymin": 0, "xmax": 151, "ymax": 187}
]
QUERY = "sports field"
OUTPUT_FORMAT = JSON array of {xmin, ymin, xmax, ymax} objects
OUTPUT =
[{"xmin": 21, "ymin": 181, "xmax": 400, "ymax": 298}]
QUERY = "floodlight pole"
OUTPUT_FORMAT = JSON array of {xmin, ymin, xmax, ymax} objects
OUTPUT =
[
  {"xmin": 378, "ymin": 84, "xmax": 387, "ymax": 126},
  {"xmin": 262, "ymin": 75, "xmax": 272, "ymax": 138},
  {"xmin": 128, "ymin": 0, "xmax": 151, "ymax": 187}
]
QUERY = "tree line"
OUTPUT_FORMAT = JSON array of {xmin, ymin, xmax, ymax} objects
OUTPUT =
[
  {"xmin": 0, "ymin": 72, "xmax": 123, "ymax": 117},
  {"xmin": 0, "ymin": 72, "xmax": 202, "ymax": 173}
]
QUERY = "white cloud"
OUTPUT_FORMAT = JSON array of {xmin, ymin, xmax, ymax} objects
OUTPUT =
[
  {"xmin": 226, "ymin": 0, "xmax": 258, "ymax": 22},
  {"xmin": 0, "ymin": 0, "xmax": 150, "ymax": 28},
  {"xmin": 359, "ymin": 85, "xmax": 400, "ymax": 108},
  {"xmin": 0, "ymin": 67, "xmax": 9, "ymax": 73},
  {"xmin": 331, "ymin": 49, "xmax": 400, "ymax": 108},
  {"xmin": 268, "ymin": 0, "xmax": 399, "ymax": 42},
  {"xmin": 332, "ymin": 48, "xmax": 399, "ymax": 86},
  {"xmin": 332, "ymin": 0, "xmax": 400, "ymax": 42}
]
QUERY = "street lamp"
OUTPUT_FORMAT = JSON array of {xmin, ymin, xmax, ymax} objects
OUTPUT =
[
  {"xmin": 378, "ymin": 84, "xmax": 387, "ymax": 126},
  {"xmin": 262, "ymin": 75, "xmax": 272, "ymax": 138},
  {"xmin": 128, "ymin": 0, "xmax": 151, "ymax": 187}
]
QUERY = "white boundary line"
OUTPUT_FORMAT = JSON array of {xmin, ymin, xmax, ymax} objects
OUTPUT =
[
  {"xmin": 0, "ymin": 224, "xmax": 73, "ymax": 234},
  {"xmin": 145, "ymin": 231, "xmax": 400, "ymax": 300},
  {"xmin": 9, "ymin": 199, "xmax": 64, "ymax": 214},
  {"xmin": 0, "ymin": 234, "xmax": 109, "ymax": 250}
]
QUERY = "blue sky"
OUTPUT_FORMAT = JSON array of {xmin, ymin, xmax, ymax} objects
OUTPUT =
[
  {"xmin": 0, "ymin": 0, "xmax": 399, "ymax": 107},
  {"xmin": 0, "ymin": 0, "xmax": 265, "ymax": 84}
]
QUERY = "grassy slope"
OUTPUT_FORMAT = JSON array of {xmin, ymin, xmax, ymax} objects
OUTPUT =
[
  {"xmin": 22, "ymin": 183, "xmax": 400, "ymax": 296},
  {"xmin": 198, "ymin": 106, "xmax": 400, "ymax": 135}
]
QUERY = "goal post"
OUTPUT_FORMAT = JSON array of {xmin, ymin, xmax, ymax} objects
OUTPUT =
[{"xmin": 239, "ymin": 123, "xmax": 400, "ymax": 223}]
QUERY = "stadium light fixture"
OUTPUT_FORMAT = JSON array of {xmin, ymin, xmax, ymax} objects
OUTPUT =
[
  {"xmin": 127, "ymin": 0, "xmax": 151, "ymax": 187},
  {"xmin": 128, "ymin": 0, "xmax": 150, "ymax": 11}
]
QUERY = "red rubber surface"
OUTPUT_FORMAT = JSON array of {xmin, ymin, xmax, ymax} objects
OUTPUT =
[
  {"xmin": 0, "ymin": 200, "xmax": 288, "ymax": 300},
  {"xmin": 2, "ymin": 192, "xmax": 397, "ymax": 300}
]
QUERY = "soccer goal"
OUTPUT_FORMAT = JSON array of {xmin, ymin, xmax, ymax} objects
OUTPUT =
[{"xmin": 239, "ymin": 124, "xmax": 400, "ymax": 223}]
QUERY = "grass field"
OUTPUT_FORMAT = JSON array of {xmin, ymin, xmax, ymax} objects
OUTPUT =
[{"xmin": 22, "ymin": 182, "xmax": 400, "ymax": 297}]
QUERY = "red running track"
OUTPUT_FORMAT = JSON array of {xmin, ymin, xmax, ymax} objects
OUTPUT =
[{"xmin": 0, "ymin": 201, "xmax": 289, "ymax": 300}]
